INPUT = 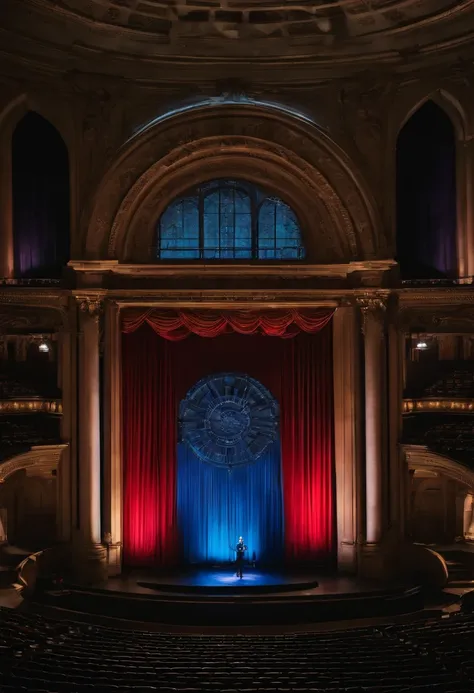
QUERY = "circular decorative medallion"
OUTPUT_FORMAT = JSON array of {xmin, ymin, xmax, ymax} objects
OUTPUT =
[{"xmin": 179, "ymin": 373, "xmax": 279, "ymax": 469}]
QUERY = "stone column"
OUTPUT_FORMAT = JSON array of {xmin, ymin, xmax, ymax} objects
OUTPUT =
[
  {"xmin": 387, "ymin": 300, "xmax": 405, "ymax": 537},
  {"xmin": 332, "ymin": 305, "xmax": 362, "ymax": 573},
  {"xmin": 56, "ymin": 323, "xmax": 74, "ymax": 544},
  {"xmin": 359, "ymin": 297, "xmax": 387, "ymax": 547},
  {"xmin": 103, "ymin": 300, "xmax": 123, "ymax": 576},
  {"xmin": 74, "ymin": 297, "xmax": 106, "ymax": 583}
]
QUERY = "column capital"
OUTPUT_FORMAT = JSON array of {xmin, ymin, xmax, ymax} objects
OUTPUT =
[
  {"xmin": 356, "ymin": 294, "xmax": 388, "ymax": 313},
  {"xmin": 78, "ymin": 297, "xmax": 104, "ymax": 319},
  {"xmin": 357, "ymin": 295, "xmax": 387, "ymax": 337}
]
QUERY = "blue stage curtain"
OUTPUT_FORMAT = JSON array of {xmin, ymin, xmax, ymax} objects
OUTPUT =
[{"xmin": 177, "ymin": 440, "xmax": 283, "ymax": 565}]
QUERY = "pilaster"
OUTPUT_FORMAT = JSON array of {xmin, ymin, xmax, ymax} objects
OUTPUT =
[
  {"xmin": 332, "ymin": 305, "xmax": 361, "ymax": 573},
  {"xmin": 103, "ymin": 300, "xmax": 123, "ymax": 575},
  {"xmin": 73, "ymin": 296, "xmax": 107, "ymax": 584},
  {"xmin": 357, "ymin": 295, "xmax": 390, "ymax": 578},
  {"xmin": 387, "ymin": 298, "xmax": 405, "ymax": 538}
]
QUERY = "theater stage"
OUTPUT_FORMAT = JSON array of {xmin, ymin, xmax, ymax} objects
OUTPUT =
[
  {"xmin": 135, "ymin": 567, "xmax": 320, "ymax": 594},
  {"xmin": 36, "ymin": 568, "xmax": 424, "ymax": 627}
]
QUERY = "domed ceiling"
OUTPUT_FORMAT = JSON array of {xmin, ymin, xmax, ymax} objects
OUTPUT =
[{"xmin": 2, "ymin": 0, "xmax": 474, "ymax": 77}]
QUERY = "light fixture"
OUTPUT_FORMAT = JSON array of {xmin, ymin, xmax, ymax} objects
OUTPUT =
[
  {"xmin": 415, "ymin": 339, "xmax": 428, "ymax": 350},
  {"xmin": 38, "ymin": 341, "xmax": 49, "ymax": 353}
]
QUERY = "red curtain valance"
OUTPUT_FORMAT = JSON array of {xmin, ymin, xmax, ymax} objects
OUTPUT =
[{"xmin": 121, "ymin": 309, "xmax": 334, "ymax": 340}]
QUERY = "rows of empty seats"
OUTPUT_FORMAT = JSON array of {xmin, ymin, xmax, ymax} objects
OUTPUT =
[
  {"xmin": 0, "ymin": 415, "xmax": 61, "ymax": 460},
  {"xmin": 425, "ymin": 369, "xmax": 474, "ymax": 398},
  {"xmin": 1, "ymin": 606, "xmax": 473, "ymax": 692},
  {"xmin": 0, "ymin": 377, "xmax": 38, "ymax": 399},
  {"xmin": 424, "ymin": 422, "xmax": 474, "ymax": 462}
]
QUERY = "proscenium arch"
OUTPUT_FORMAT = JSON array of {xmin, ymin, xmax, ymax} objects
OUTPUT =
[{"xmin": 84, "ymin": 104, "xmax": 382, "ymax": 262}]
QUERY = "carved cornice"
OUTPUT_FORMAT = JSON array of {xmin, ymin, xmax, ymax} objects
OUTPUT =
[
  {"xmin": 69, "ymin": 260, "xmax": 396, "ymax": 279},
  {"xmin": 403, "ymin": 444, "xmax": 474, "ymax": 490},
  {"xmin": 0, "ymin": 444, "xmax": 67, "ymax": 484},
  {"xmin": 399, "ymin": 288, "xmax": 474, "ymax": 307},
  {"xmin": 403, "ymin": 398, "xmax": 474, "ymax": 415},
  {"xmin": 0, "ymin": 290, "xmax": 69, "ymax": 331},
  {"xmin": 0, "ymin": 289, "xmax": 68, "ymax": 306}
]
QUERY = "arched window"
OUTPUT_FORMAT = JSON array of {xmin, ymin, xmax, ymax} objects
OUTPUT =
[
  {"xmin": 157, "ymin": 179, "xmax": 305, "ymax": 260},
  {"xmin": 396, "ymin": 101, "xmax": 457, "ymax": 279},
  {"xmin": 12, "ymin": 112, "xmax": 70, "ymax": 278}
]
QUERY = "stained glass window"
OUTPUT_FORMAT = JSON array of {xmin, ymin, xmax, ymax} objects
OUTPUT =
[{"xmin": 157, "ymin": 179, "xmax": 305, "ymax": 260}]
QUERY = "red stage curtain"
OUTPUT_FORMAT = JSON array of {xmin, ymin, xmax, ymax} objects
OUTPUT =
[
  {"xmin": 280, "ymin": 330, "xmax": 334, "ymax": 562},
  {"xmin": 122, "ymin": 327, "xmax": 178, "ymax": 566},
  {"xmin": 122, "ymin": 309, "xmax": 335, "ymax": 567},
  {"xmin": 122, "ymin": 308, "xmax": 333, "ymax": 339}
]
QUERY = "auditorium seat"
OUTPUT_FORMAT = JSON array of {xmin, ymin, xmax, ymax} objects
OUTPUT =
[{"xmin": 0, "ymin": 607, "xmax": 473, "ymax": 691}]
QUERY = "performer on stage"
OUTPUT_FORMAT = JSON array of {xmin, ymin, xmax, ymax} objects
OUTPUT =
[{"xmin": 233, "ymin": 536, "xmax": 247, "ymax": 579}]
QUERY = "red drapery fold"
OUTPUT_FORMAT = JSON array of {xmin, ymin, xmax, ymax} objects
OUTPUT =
[
  {"xmin": 121, "ymin": 308, "xmax": 333, "ymax": 339},
  {"xmin": 122, "ymin": 309, "xmax": 335, "ymax": 567},
  {"xmin": 122, "ymin": 328, "xmax": 178, "ymax": 566},
  {"xmin": 280, "ymin": 330, "xmax": 334, "ymax": 561}
]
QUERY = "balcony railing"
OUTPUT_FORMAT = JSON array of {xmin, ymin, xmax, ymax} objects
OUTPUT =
[{"xmin": 0, "ymin": 278, "xmax": 61, "ymax": 287}]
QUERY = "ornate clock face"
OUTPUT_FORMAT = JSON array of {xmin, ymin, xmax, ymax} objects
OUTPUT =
[{"xmin": 179, "ymin": 373, "xmax": 279, "ymax": 469}]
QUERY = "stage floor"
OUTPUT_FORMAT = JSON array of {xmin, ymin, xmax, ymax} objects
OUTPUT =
[
  {"xmin": 134, "ymin": 568, "xmax": 319, "ymax": 595},
  {"xmin": 37, "ymin": 568, "xmax": 424, "ymax": 626},
  {"xmin": 102, "ymin": 568, "xmax": 406, "ymax": 599}
]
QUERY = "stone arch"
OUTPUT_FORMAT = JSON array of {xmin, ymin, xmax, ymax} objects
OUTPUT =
[
  {"xmin": 0, "ymin": 94, "xmax": 71, "ymax": 153},
  {"xmin": 0, "ymin": 95, "xmax": 73, "ymax": 278},
  {"xmin": 397, "ymin": 89, "xmax": 467, "ymax": 142},
  {"xmin": 84, "ymin": 104, "xmax": 383, "ymax": 263},
  {"xmin": 0, "ymin": 445, "xmax": 66, "ymax": 485},
  {"xmin": 405, "ymin": 445, "xmax": 473, "ymax": 544},
  {"xmin": 393, "ymin": 89, "xmax": 462, "ymax": 278},
  {"xmin": 404, "ymin": 444, "xmax": 474, "ymax": 491}
]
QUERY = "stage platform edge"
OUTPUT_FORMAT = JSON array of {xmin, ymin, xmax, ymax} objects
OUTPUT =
[{"xmin": 32, "ymin": 569, "xmax": 425, "ymax": 627}]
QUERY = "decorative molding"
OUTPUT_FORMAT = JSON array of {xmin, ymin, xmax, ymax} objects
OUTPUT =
[
  {"xmin": 0, "ymin": 399, "xmax": 62, "ymax": 415},
  {"xmin": 356, "ymin": 292, "xmax": 388, "ymax": 336},
  {"xmin": 0, "ymin": 296, "xmax": 68, "ymax": 332},
  {"xmin": 77, "ymin": 296, "xmax": 105, "ymax": 318},
  {"xmin": 399, "ymin": 288, "xmax": 474, "ymax": 306},
  {"xmin": 0, "ymin": 444, "xmax": 67, "ymax": 484},
  {"xmin": 69, "ymin": 260, "xmax": 397, "ymax": 279},
  {"xmin": 83, "ymin": 106, "xmax": 381, "ymax": 263},
  {"xmin": 403, "ymin": 444, "xmax": 474, "ymax": 491},
  {"xmin": 403, "ymin": 398, "xmax": 474, "ymax": 415},
  {"xmin": 3, "ymin": 0, "xmax": 474, "ymax": 82}
]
